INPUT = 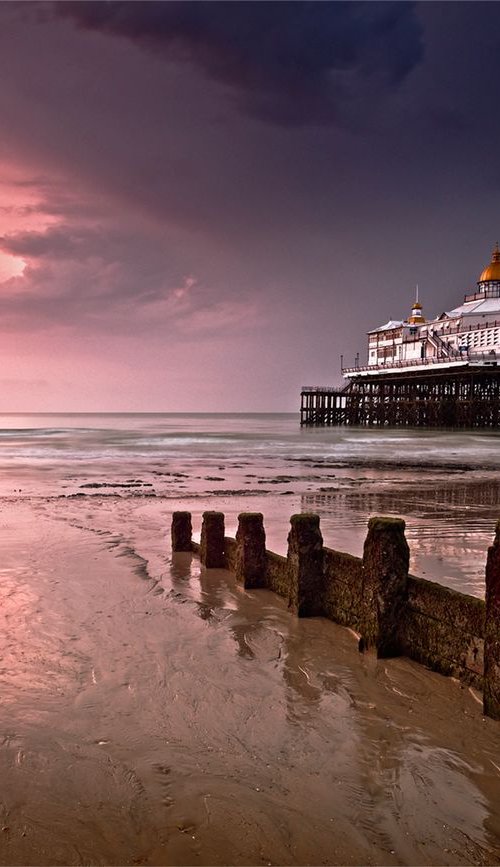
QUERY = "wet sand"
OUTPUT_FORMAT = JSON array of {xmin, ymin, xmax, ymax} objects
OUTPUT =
[
  {"xmin": 2, "ymin": 414, "xmax": 500, "ymax": 596},
  {"xmin": 2, "ymin": 499, "xmax": 500, "ymax": 865}
]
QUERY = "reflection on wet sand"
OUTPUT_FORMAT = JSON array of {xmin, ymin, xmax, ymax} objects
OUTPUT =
[
  {"xmin": 1, "ymin": 501, "xmax": 500, "ymax": 865},
  {"xmin": 173, "ymin": 551, "xmax": 500, "ymax": 866},
  {"xmin": 303, "ymin": 477, "xmax": 500, "ymax": 596}
]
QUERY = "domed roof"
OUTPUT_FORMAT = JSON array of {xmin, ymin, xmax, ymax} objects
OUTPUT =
[
  {"xmin": 479, "ymin": 243, "xmax": 500, "ymax": 282},
  {"xmin": 408, "ymin": 294, "xmax": 425, "ymax": 324}
]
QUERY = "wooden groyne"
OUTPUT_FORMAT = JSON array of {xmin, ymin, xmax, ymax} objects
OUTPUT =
[{"xmin": 171, "ymin": 510, "xmax": 500, "ymax": 721}]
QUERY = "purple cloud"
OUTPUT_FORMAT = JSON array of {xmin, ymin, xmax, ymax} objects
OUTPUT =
[{"xmin": 55, "ymin": 1, "xmax": 424, "ymax": 126}]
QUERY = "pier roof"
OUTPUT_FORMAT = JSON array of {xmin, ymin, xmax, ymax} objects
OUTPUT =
[
  {"xmin": 447, "ymin": 297, "xmax": 500, "ymax": 317},
  {"xmin": 367, "ymin": 319, "xmax": 404, "ymax": 334}
]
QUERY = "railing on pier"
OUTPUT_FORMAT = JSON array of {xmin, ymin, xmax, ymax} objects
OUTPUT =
[
  {"xmin": 301, "ymin": 384, "xmax": 350, "ymax": 393},
  {"xmin": 342, "ymin": 350, "xmax": 500, "ymax": 376},
  {"xmin": 464, "ymin": 287, "xmax": 500, "ymax": 302},
  {"xmin": 431, "ymin": 317, "xmax": 500, "ymax": 335},
  {"xmin": 426, "ymin": 330, "xmax": 461, "ymax": 359}
]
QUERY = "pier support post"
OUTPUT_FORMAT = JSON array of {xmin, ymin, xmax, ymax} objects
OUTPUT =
[
  {"xmin": 171, "ymin": 511, "xmax": 192, "ymax": 552},
  {"xmin": 200, "ymin": 511, "xmax": 225, "ymax": 568},
  {"xmin": 235, "ymin": 512, "xmax": 267, "ymax": 588},
  {"xmin": 360, "ymin": 517, "xmax": 409, "ymax": 657},
  {"xmin": 286, "ymin": 514, "xmax": 324, "ymax": 616},
  {"xmin": 484, "ymin": 521, "xmax": 500, "ymax": 719}
]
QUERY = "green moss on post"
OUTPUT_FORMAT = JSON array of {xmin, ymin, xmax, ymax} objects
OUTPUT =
[
  {"xmin": 171, "ymin": 511, "xmax": 192, "ymax": 552},
  {"xmin": 286, "ymin": 513, "xmax": 324, "ymax": 616},
  {"xmin": 235, "ymin": 512, "xmax": 267, "ymax": 588},
  {"xmin": 484, "ymin": 520, "xmax": 500, "ymax": 719},
  {"xmin": 360, "ymin": 516, "xmax": 409, "ymax": 657},
  {"xmin": 200, "ymin": 511, "xmax": 225, "ymax": 568}
]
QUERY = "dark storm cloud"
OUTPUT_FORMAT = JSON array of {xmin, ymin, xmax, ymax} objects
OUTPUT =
[{"xmin": 54, "ymin": 1, "xmax": 423, "ymax": 126}]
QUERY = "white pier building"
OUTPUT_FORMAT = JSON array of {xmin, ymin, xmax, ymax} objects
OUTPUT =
[{"xmin": 344, "ymin": 244, "xmax": 500, "ymax": 378}]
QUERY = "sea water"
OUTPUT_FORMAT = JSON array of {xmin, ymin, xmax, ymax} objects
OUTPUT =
[{"xmin": 1, "ymin": 412, "xmax": 500, "ymax": 596}]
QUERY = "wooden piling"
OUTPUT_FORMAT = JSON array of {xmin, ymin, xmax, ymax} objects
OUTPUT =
[
  {"xmin": 235, "ymin": 512, "xmax": 267, "ymax": 589},
  {"xmin": 286, "ymin": 513, "xmax": 324, "ymax": 616},
  {"xmin": 200, "ymin": 511, "xmax": 225, "ymax": 568},
  {"xmin": 484, "ymin": 520, "xmax": 500, "ymax": 719},
  {"xmin": 171, "ymin": 511, "xmax": 192, "ymax": 552},
  {"xmin": 359, "ymin": 517, "xmax": 409, "ymax": 657}
]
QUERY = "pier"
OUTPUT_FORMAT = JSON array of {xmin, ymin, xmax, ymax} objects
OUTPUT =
[
  {"xmin": 302, "ymin": 244, "xmax": 500, "ymax": 427},
  {"xmin": 301, "ymin": 364, "xmax": 500, "ymax": 427}
]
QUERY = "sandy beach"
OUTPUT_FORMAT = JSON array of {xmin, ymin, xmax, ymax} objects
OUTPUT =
[
  {"xmin": 0, "ymin": 493, "xmax": 500, "ymax": 866},
  {"xmin": 1, "ymin": 415, "xmax": 500, "ymax": 864}
]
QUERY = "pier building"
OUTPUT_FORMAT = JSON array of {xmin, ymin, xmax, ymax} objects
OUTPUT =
[{"xmin": 301, "ymin": 244, "xmax": 500, "ymax": 427}]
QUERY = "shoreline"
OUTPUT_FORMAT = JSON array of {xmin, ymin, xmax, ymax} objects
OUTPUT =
[{"xmin": 19, "ymin": 469, "xmax": 500, "ymax": 599}]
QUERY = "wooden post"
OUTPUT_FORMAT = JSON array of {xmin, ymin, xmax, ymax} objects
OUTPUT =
[
  {"xmin": 235, "ymin": 512, "xmax": 267, "ymax": 589},
  {"xmin": 286, "ymin": 513, "xmax": 324, "ymax": 616},
  {"xmin": 359, "ymin": 517, "xmax": 409, "ymax": 657},
  {"xmin": 171, "ymin": 511, "xmax": 192, "ymax": 552},
  {"xmin": 484, "ymin": 520, "xmax": 500, "ymax": 719},
  {"xmin": 200, "ymin": 511, "xmax": 225, "ymax": 568}
]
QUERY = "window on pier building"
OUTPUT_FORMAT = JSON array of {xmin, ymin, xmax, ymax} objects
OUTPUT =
[{"xmin": 381, "ymin": 347, "xmax": 395, "ymax": 360}]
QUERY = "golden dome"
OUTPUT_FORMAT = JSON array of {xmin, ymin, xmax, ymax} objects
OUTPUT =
[
  {"xmin": 479, "ymin": 243, "xmax": 500, "ymax": 282},
  {"xmin": 408, "ymin": 297, "xmax": 425, "ymax": 324}
]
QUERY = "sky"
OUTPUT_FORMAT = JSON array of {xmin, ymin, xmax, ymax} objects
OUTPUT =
[{"xmin": 0, "ymin": 1, "xmax": 499, "ymax": 412}]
